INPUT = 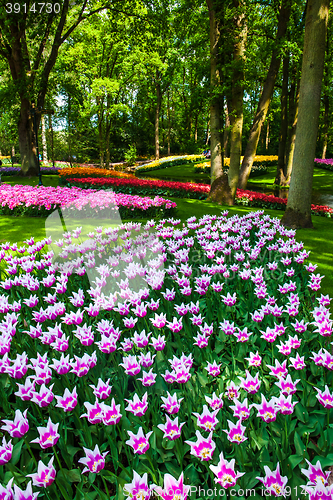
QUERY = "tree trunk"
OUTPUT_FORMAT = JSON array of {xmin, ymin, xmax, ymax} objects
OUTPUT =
[
  {"xmin": 281, "ymin": 0, "xmax": 329, "ymax": 229},
  {"xmin": 275, "ymin": 55, "xmax": 289, "ymax": 185},
  {"xmin": 283, "ymin": 80, "xmax": 300, "ymax": 185},
  {"xmin": 321, "ymin": 32, "xmax": 330, "ymax": 159},
  {"xmin": 238, "ymin": 0, "xmax": 292, "ymax": 189},
  {"xmin": 48, "ymin": 114, "xmax": 55, "ymax": 168},
  {"xmin": 155, "ymin": 75, "xmax": 161, "ymax": 160},
  {"xmin": 223, "ymin": 103, "xmax": 230, "ymax": 159},
  {"xmin": 167, "ymin": 90, "xmax": 171, "ymax": 155},
  {"xmin": 228, "ymin": 1, "xmax": 247, "ymax": 199},
  {"xmin": 68, "ymin": 95, "xmax": 73, "ymax": 167},
  {"xmin": 18, "ymin": 98, "xmax": 39, "ymax": 175},
  {"xmin": 205, "ymin": 118, "xmax": 210, "ymax": 145},
  {"xmin": 105, "ymin": 136, "xmax": 110, "ymax": 169},
  {"xmin": 206, "ymin": 0, "xmax": 224, "ymax": 187},
  {"xmin": 41, "ymin": 115, "xmax": 48, "ymax": 163}
]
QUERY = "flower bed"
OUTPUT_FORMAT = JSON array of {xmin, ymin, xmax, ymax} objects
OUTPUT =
[
  {"xmin": 65, "ymin": 176, "xmax": 210, "ymax": 200},
  {"xmin": 314, "ymin": 158, "xmax": 333, "ymax": 172},
  {"xmin": 64, "ymin": 176, "xmax": 333, "ymax": 218},
  {"xmin": 135, "ymin": 155, "xmax": 205, "ymax": 174},
  {"xmin": 0, "ymin": 184, "xmax": 176, "ymax": 218},
  {"xmin": 0, "ymin": 211, "xmax": 331, "ymax": 499},
  {"xmin": 194, "ymin": 161, "xmax": 268, "ymax": 177},
  {"xmin": 59, "ymin": 167, "xmax": 135, "ymax": 182},
  {"xmin": 0, "ymin": 166, "xmax": 60, "ymax": 176},
  {"xmin": 236, "ymin": 189, "xmax": 333, "ymax": 218}
]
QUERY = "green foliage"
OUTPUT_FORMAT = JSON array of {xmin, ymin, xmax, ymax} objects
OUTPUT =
[{"xmin": 124, "ymin": 145, "xmax": 137, "ymax": 166}]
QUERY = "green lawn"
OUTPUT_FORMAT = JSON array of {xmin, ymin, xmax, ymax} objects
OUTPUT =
[
  {"xmin": 140, "ymin": 162, "xmax": 333, "ymax": 197},
  {"xmin": 2, "ymin": 175, "xmax": 59, "ymax": 188},
  {"xmin": 137, "ymin": 162, "xmax": 210, "ymax": 184}
]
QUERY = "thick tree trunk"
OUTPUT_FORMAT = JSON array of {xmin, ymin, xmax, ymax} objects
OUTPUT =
[
  {"xmin": 41, "ymin": 115, "xmax": 48, "ymax": 163},
  {"xmin": 283, "ymin": 80, "xmax": 300, "ymax": 185},
  {"xmin": 228, "ymin": 2, "xmax": 247, "ymax": 199},
  {"xmin": 275, "ymin": 55, "xmax": 289, "ymax": 185},
  {"xmin": 238, "ymin": 0, "xmax": 291, "ymax": 189},
  {"xmin": 206, "ymin": 0, "xmax": 223, "ymax": 186},
  {"xmin": 265, "ymin": 120, "xmax": 270, "ymax": 150},
  {"xmin": 155, "ymin": 77, "xmax": 161, "ymax": 161},
  {"xmin": 18, "ymin": 98, "xmax": 39, "ymax": 175},
  {"xmin": 281, "ymin": 0, "xmax": 329, "ymax": 229}
]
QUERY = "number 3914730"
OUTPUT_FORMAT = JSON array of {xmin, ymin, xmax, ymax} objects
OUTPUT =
[{"xmin": 5, "ymin": 3, "xmax": 61, "ymax": 14}]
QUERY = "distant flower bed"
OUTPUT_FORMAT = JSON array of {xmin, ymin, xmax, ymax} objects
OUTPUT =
[
  {"xmin": 135, "ymin": 155, "xmax": 205, "ymax": 174},
  {"xmin": 65, "ymin": 176, "xmax": 210, "ymax": 200},
  {"xmin": 0, "ymin": 184, "xmax": 176, "ymax": 218},
  {"xmin": 237, "ymin": 189, "xmax": 333, "ymax": 218},
  {"xmin": 314, "ymin": 158, "xmax": 333, "ymax": 171},
  {"xmin": 194, "ymin": 162, "xmax": 268, "ymax": 177},
  {"xmin": 59, "ymin": 167, "xmax": 135, "ymax": 181},
  {"xmin": 65, "ymin": 176, "xmax": 333, "ymax": 218},
  {"xmin": 0, "ymin": 166, "xmax": 60, "ymax": 176}
]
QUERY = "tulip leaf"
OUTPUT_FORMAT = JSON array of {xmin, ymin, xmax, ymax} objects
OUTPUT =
[
  {"xmin": 11, "ymin": 439, "xmax": 24, "ymax": 466},
  {"xmin": 66, "ymin": 468, "xmax": 82, "ymax": 483},
  {"xmin": 288, "ymin": 454, "xmax": 303, "ymax": 470},
  {"xmin": 294, "ymin": 432, "xmax": 306, "ymax": 457}
]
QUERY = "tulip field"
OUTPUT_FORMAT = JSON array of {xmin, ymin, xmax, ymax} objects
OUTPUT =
[{"xmin": 0, "ymin": 205, "xmax": 332, "ymax": 500}]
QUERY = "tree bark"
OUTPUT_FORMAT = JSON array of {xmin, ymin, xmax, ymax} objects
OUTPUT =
[
  {"xmin": 321, "ymin": 33, "xmax": 330, "ymax": 159},
  {"xmin": 275, "ymin": 55, "xmax": 289, "ymax": 185},
  {"xmin": 155, "ymin": 72, "xmax": 161, "ymax": 160},
  {"xmin": 41, "ymin": 115, "xmax": 48, "ymax": 163},
  {"xmin": 281, "ymin": 0, "xmax": 329, "ymax": 229},
  {"xmin": 238, "ymin": 0, "xmax": 292, "ymax": 189},
  {"xmin": 167, "ymin": 90, "xmax": 171, "ymax": 155},
  {"xmin": 206, "ymin": 0, "xmax": 224, "ymax": 186},
  {"xmin": 283, "ymin": 79, "xmax": 300, "ymax": 185},
  {"xmin": 228, "ymin": 1, "xmax": 247, "ymax": 199},
  {"xmin": 223, "ymin": 103, "xmax": 230, "ymax": 159},
  {"xmin": 18, "ymin": 98, "xmax": 39, "ymax": 175},
  {"xmin": 48, "ymin": 114, "xmax": 55, "ymax": 167}
]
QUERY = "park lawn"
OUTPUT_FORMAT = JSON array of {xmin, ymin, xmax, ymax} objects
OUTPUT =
[
  {"xmin": 137, "ymin": 161, "xmax": 211, "ymax": 184},
  {"xmin": 141, "ymin": 161, "xmax": 333, "ymax": 196},
  {"xmin": 2, "ymin": 175, "xmax": 60, "ymax": 188}
]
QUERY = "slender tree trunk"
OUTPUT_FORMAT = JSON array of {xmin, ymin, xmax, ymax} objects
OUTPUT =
[
  {"xmin": 205, "ymin": 118, "xmax": 210, "ymax": 145},
  {"xmin": 238, "ymin": 0, "xmax": 292, "ymax": 189},
  {"xmin": 68, "ymin": 95, "xmax": 73, "ymax": 167},
  {"xmin": 41, "ymin": 115, "xmax": 48, "ymax": 163},
  {"xmin": 322, "ymin": 94, "xmax": 329, "ymax": 159},
  {"xmin": 155, "ymin": 74, "xmax": 161, "ymax": 160},
  {"xmin": 275, "ymin": 55, "xmax": 289, "ymax": 185},
  {"xmin": 167, "ymin": 90, "xmax": 171, "ymax": 155},
  {"xmin": 228, "ymin": 1, "xmax": 247, "ymax": 199},
  {"xmin": 283, "ymin": 80, "xmax": 300, "ymax": 185},
  {"xmin": 281, "ymin": 0, "xmax": 329, "ymax": 229},
  {"xmin": 223, "ymin": 103, "xmax": 230, "ymax": 159},
  {"xmin": 48, "ymin": 114, "xmax": 55, "ymax": 167}
]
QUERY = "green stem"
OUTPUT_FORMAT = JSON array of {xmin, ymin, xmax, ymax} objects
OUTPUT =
[
  {"xmin": 24, "ymin": 437, "xmax": 38, "ymax": 467},
  {"xmin": 101, "ymin": 474, "xmax": 110, "ymax": 499}
]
